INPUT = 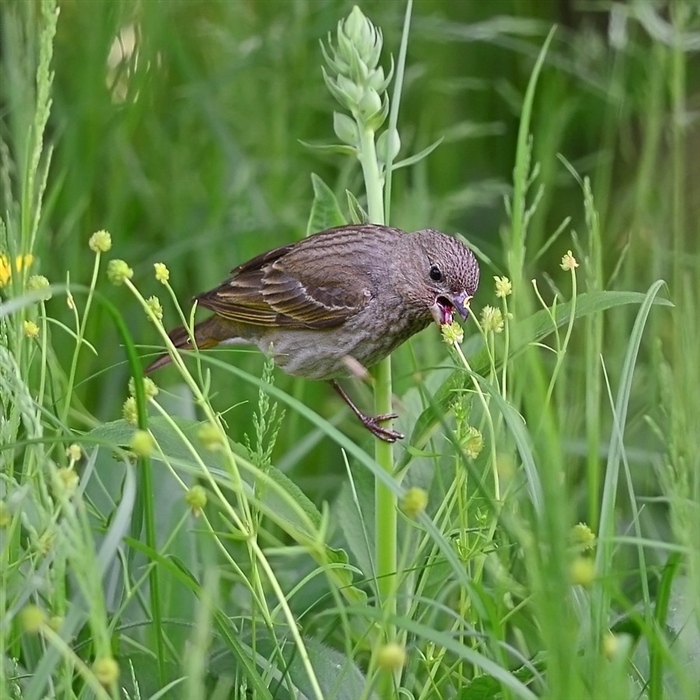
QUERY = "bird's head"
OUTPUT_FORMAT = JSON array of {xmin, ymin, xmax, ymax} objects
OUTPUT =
[{"xmin": 406, "ymin": 229, "xmax": 480, "ymax": 327}]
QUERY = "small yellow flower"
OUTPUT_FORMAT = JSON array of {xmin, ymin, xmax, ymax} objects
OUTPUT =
[
  {"xmin": 20, "ymin": 605, "xmax": 46, "ymax": 634},
  {"xmin": 376, "ymin": 642, "xmax": 406, "ymax": 671},
  {"xmin": 122, "ymin": 396, "xmax": 138, "ymax": 425},
  {"xmin": 146, "ymin": 295, "xmax": 163, "ymax": 322},
  {"xmin": 185, "ymin": 485, "xmax": 207, "ymax": 516},
  {"xmin": 93, "ymin": 656, "xmax": 119, "ymax": 686},
  {"xmin": 88, "ymin": 230, "xmax": 112, "ymax": 253},
  {"xmin": 128, "ymin": 376, "xmax": 159, "ymax": 399},
  {"xmin": 569, "ymin": 556, "xmax": 596, "ymax": 587},
  {"xmin": 461, "ymin": 426, "xmax": 483, "ymax": 459},
  {"xmin": 480, "ymin": 305, "xmax": 504, "ymax": 333},
  {"xmin": 154, "ymin": 262, "xmax": 170, "ymax": 283},
  {"xmin": 23, "ymin": 321, "xmax": 40, "ymax": 339},
  {"xmin": 27, "ymin": 274, "xmax": 52, "ymax": 300},
  {"xmin": 130, "ymin": 430, "xmax": 154, "ymax": 457},
  {"xmin": 55, "ymin": 467, "xmax": 79, "ymax": 497},
  {"xmin": 66, "ymin": 443, "xmax": 82, "ymax": 462},
  {"xmin": 401, "ymin": 487, "xmax": 428, "ymax": 518},
  {"xmin": 48, "ymin": 615, "xmax": 64, "ymax": 632},
  {"xmin": 106, "ymin": 259, "xmax": 133, "ymax": 285},
  {"xmin": 494, "ymin": 276, "xmax": 512, "ymax": 298},
  {"xmin": 0, "ymin": 254, "xmax": 34, "ymax": 288},
  {"xmin": 198, "ymin": 422, "xmax": 224, "ymax": 451},
  {"xmin": 441, "ymin": 320, "xmax": 464, "ymax": 346},
  {"xmin": 0, "ymin": 257, "xmax": 8, "ymax": 287},
  {"xmin": 560, "ymin": 250, "xmax": 579, "ymax": 271},
  {"xmin": 571, "ymin": 522, "xmax": 596, "ymax": 553},
  {"xmin": 602, "ymin": 632, "xmax": 620, "ymax": 661}
]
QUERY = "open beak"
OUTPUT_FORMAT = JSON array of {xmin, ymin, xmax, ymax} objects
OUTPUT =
[{"xmin": 429, "ymin": 291, "xmax": 472, "ymax": 326}]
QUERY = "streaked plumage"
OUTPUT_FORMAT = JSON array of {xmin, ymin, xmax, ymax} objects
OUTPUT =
[{"xmin": 147, "ymin": 224, "xmax": 480, "ymax": 441}]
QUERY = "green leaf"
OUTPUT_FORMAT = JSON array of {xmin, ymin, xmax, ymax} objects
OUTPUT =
[
  {"xmin": 298, "ymin": 139, "xmax": 358, "ymax": 157},
  {"xmin": 391, "ymin": 136, "xmax": 444, "ymax": 171},
  {"xmin": 403, "ymin": 290, "xmax": 672, "ymax": 461},
  {"xmin": 87, "ymin": 416, "xmax": 366, "ymax": 605},
  {"xmin": 346, "ymin": 189, "xmax": 368, "ymax": 224},
  {"xmin": 306, "ymin": 172, "xmax": 346, "ymax": 235}
]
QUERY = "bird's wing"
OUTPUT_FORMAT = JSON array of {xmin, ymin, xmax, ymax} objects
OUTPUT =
[{"xmin": 195, "ymin": 238, "xmax": 373, "ymax": 330}]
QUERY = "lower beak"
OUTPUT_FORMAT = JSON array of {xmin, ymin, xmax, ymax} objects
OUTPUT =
[{"xmin": 452, "ymin": 291, "xmax": 471, "ymax": 319}]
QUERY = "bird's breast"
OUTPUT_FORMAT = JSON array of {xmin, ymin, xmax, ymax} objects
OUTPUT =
[{"xmin": 257, "ymin": 299, "xmax": 431, "ymax": 380}]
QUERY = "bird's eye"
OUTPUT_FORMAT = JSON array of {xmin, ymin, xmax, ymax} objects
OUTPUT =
[{"xmin": 429, "ymin": 265, "xmax": 442, "ymax": 282}]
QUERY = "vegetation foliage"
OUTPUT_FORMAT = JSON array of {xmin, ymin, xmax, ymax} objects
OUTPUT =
[{"xmin": 1, "ymin": 1, "xmax": 698, "ymax": 698}]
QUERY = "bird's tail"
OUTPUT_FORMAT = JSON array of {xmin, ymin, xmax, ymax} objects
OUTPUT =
[{"xmin": 145, "ymin": 316, "xmax": 225, "ymax": 373}]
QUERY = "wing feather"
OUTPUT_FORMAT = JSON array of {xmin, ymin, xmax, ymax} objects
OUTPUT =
[{"xmin": 195, "ymin": 226, "xmax": 387, "ymax": 329}]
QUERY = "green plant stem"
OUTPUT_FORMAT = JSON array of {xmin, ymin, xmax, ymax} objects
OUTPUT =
[{"xmin": 357, "ymin": 122, "xmax": 397, "ymax": 642}]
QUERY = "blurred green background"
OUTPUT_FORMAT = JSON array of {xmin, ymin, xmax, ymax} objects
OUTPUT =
[{"xmin": 23, "ymin": 0, "xmax": 699, "ymax": 495}]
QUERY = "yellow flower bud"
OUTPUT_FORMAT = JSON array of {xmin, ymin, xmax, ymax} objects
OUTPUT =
[
  {"xmin": 154, "ymin": 262, "xmax": 170, "ymax": 283},
  {"xmin": 23, "ymin": 321, "xmax": 40, "ymax": 339},
  {"xmin": 376, "ymin": 642, "xmax": 405, "ymax": 671},
  {"xmin": 569, "ymin": 557, "xmax": 596, "ymax": 588},
  {"xmin": 20, "ymin": 605, "xmax": 46, "ymax": 634},
  {"xmin": 560, "ymin": 250, "xmax": 579, "ymax": 271},
  {"xmin": 88, "ymin": 230, "xmax": 112, "ymax": 253},
  {"xmin": 185, "ymin": 485, "xmax": 207, "ymax": 516},
  {"xmin": 106, "ymin": 259, "xmax": 133, "ymax": 285},
  {"xmin": 146, "ymin": 295, "xmax": 163, "ymax": 322},
  {"xmin": 401, "ymin": 487, "xmax": 428, "ymax": 518},
  {"xmin": 122, "ymin": 397, "xmax": 138, "ymax": 425},
  {"xmin": 130, "ymin": 430, "xmax": 154, "ymax": 457},
  {"xmin": 93, "ymin": 656, "xmax": 119, "ymax": 686}
]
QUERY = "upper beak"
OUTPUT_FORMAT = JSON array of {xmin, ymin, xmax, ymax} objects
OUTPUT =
[{"xmin": 451, "ymin": 291, "xmax": 471, "ymax": 318}]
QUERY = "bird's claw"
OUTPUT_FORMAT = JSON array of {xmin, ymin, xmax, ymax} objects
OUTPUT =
[{"xmin": 361, "ymin": 413, "xmax": 404, "ymax": 443}]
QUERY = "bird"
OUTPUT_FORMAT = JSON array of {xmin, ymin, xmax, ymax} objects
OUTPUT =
[{"xmin": 146, "ymin": 224, "xmax": 480, "ymax": 442}]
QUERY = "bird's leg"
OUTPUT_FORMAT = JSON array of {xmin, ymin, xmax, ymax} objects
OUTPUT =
[{"xmin": 330, "ymin": 380, "xmax": 404, "ymax": 443}]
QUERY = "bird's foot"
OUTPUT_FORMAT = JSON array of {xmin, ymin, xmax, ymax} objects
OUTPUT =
[{"xmin": 360, "ymin": 412, "xmax": 404, "ymax": 443}]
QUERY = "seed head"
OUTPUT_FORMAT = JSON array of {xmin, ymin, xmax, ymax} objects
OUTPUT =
[
  {"xmin": 23, "ymin": 321, "xmax": 40, "ymax": 339},
  {"xmin": 93, "ymin": 656, "xmax": 119, "ymax": 686},
  {"xmin": 88, "ymin": 230, "xmax": 112, "ymax": 253},
  {"xmin": 154, "ymin": 262, "xmax": 170, "ymax": 283},
  {"xmin": 20, "ymin": 605, "xmax": 46, "ymax": 634},
  {"xmin": 569, "ymin": 556, "xmax": 596, "ymax": 587},
  {"xmin": 55, "ymin": 467, "xmax": 79, "ymax": 498},
  {"xmin": 122, "ymin": 397, "xmax": 138, "ymax": 425},
  {"xmin": 376, "ymin": 642, "xmax": 405, "ymax": 671},
  {"xmin": 128, "ymin": 376, "xmax": 159, "ymax": 399},
  {"xmin": 27, "ymin": 275, "xmax": 52, "ymax": 299},
  {"xmin": 461, "ymin": 426, "xmax": 483, "ymax": 459},
  {"xmin": 198, "ymin": 422, "xmax": 224, "ymax": 451},
  {"xmin": 560, "ymin": 250, "xmax": 579, "ymax": 271},
  {"xmin": 441, "ymin": 320, "xmax": 464, "ymax": 346},
  {"xmin": 146, "ymin": 295, "xmax": 163, "ymax": 322},
  {"xmin": 185, "ymin": 485, "xmax": 207, "ymax": 516},
  {"xmin": 494, "ymin": 276, "xmax": 512, "ymax": 298},
  {"xmin": 66, "ymin": 443, "xmax": 82, "ymax": 462},
  {"xmin": 401, "ymin": 487, "xmax": 428, "ymax": 518},
  {"xmin": 107, "ymin": 259, "xmax": 133, "ymax": 285},
  {"xmin": 571, "ymin": 522, "xmax": 596, "ymax": 553},
  {"xmin": 481, "ymin": 305, "xmax": 504, "ymax": 333},
  {"xmin": 130, "ymin": 430, "xmax": 154, "ymax": 457}
]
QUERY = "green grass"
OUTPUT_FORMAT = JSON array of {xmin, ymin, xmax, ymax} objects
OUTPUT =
[{"xmin": 1, "ymin": 0, "xmax": 699, "ymax": 698}]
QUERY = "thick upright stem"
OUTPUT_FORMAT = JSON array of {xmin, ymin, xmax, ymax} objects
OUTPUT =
[{"xmin": 357, "ymin": 124, "xmax": 397, "ymax": 637}]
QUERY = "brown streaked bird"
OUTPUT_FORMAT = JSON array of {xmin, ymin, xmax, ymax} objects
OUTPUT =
[{"xmin": 146, "ymin": 224, "xmax": 480, "ymax": 442}]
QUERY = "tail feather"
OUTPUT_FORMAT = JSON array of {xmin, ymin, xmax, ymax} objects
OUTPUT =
[{"xmin": 145, "ymin": 317, "xmax": 223, "ymax": 374}]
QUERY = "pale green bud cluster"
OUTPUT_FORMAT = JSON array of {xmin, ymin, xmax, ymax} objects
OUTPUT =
[{"xmin": 322, "ymin": 6, "xmax": 397, "ymax": 145}]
